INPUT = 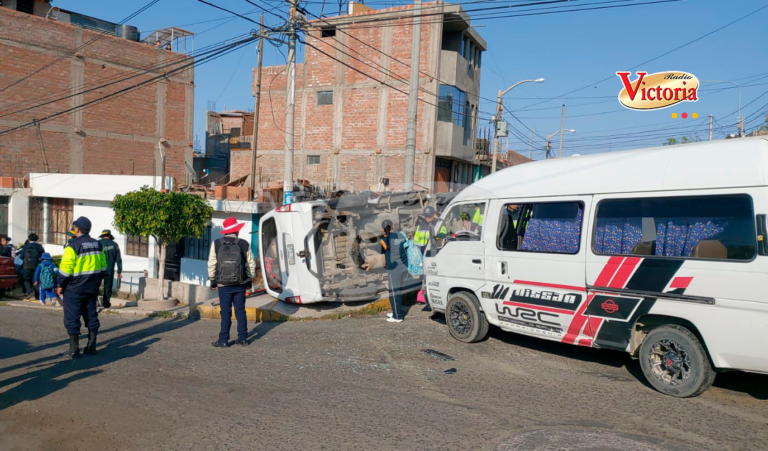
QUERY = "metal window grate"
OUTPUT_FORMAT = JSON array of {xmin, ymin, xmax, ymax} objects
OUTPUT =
[
  {"xmin": 317, "ymin": 91, "xmax": 333, "ymax": 105},
  {"xmin": 127, "ymin": 234, "xmax": 149, "ymax": 257},
  {"xmin": 46, "ymin": 198, "xmax": 73, "ymax": 245}
]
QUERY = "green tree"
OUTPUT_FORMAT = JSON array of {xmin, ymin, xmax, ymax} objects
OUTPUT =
[
  {"xmin": 663, "ymin": 135, "xmax": 701, "ymax": 146},
  {"xmin": 112, "ymin": 187, "xmax": 213, "ymax": 301}
]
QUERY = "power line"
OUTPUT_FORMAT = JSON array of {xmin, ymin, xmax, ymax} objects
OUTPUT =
[{"xmin": 0, "ymin": 0, "xmax": 162, "ymax": 95}]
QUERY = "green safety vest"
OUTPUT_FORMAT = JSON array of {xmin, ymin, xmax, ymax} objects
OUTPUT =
[
  {"xmin": 414, "ymin": 222, "xmax": 448, "ymax": 246},
  {"xmin": 472, "ymin": 208, "xmax": 484, "ymax": 226}
]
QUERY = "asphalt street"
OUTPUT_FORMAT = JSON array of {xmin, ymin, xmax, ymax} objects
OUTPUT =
[{"xmin": 0, "ymin": 305, "xmax": 766, "ymax": 451}]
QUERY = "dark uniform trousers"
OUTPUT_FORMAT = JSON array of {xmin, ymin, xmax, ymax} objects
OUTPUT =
[
  {"xmin": 102, "ymin": 272, "xmax": 115, "ymax": 306},
  {"xmin": 64, "ymin": 292, "xmax": 100, "ymax": 335}
]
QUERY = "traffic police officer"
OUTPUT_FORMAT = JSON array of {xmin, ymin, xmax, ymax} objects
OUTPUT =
[
  {"xmin": 57, "ymin": 217, "xmax": 107, "ymax": 359},
  {"xmin": 98, "ymin": 229, "xmax": 123, "ymax": 308},
  {"xmin": 413, "ymin": 206, "xmax": 447, "ymax": 254}
]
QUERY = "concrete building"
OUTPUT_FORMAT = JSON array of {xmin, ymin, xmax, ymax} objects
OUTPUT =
[
  {"xmin": 236, "ymin": 2, "xmax": 495, "ymax": 193},
  {"xmin": 0, "ymin": 1, "xmax": 195, "ymax": 185}
]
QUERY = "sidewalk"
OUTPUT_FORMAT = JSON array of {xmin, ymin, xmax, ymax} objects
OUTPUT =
[{"xmin": 1, "ymin": 288, "xmax": 393, "ymax": 322}]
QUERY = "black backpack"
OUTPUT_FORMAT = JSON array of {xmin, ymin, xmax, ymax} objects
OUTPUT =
[
  {"xmin": 216, "ymin": 238, "xmax": 247, "ymax": 285},
  {"xmin": 23, "ymin": 244, "xmax": 41, "ymax": 270}
]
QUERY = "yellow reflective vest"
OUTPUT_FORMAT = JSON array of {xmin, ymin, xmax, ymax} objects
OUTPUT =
[{"xmin": 57, "ymin": 234, "xmax": 107, "ymax": 295}]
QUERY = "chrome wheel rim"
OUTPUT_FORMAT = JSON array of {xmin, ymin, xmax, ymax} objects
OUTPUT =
[
  {"xmin": 450, "ymin": 300, "xmax": 472, "ymax": 335},
  {"xmin": 647, "ymin": 339, "xmax": 692, "ymax": 386}
]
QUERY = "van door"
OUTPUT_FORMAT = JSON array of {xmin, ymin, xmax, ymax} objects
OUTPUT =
[
  {"xmin": 424, "ymin": 201, "xmax": 489, "ymax": 310},
  {"xmin": 485, "ymin": 196, "xmax": 592, "ymax": 344}
]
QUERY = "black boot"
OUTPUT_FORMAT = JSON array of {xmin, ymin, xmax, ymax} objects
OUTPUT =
[
  {"xmin": 66, "ymin": 334, "xmax": 81, "ymax": 360},
  {"xmin": 83, "ymin": 330, "xmax": 98, "ymax": 355}
]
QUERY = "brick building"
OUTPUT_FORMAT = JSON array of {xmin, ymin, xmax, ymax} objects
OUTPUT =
[
  {"xmin": 234, "ymin": 2, "xmax": 493, "ymax": 193},
  {"xmin": 0, "ymin": 0, "xmax": 194, "ymax": 184}
]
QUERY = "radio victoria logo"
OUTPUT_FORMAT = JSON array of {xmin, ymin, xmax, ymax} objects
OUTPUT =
[{"xmin": 616, "ymin": 71, "xmax": 699, "ymax": 110}]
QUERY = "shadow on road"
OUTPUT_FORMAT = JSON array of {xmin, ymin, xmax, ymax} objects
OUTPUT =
[
  {"xmin": 246, "ymin": 321, "xmax": 280, "ymax": 345},
  {"xmin": 0, "ymin": 316, "xmax": 197, "ymax": 412},
  {"xmin": 713, "ymin": 371, "xmax": 768, "ymax": 400}
]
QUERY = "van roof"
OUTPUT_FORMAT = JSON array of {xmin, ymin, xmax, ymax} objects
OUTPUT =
[{"xmin": 453, "ymin": 137, "xmax": 768, "ymax": 202}]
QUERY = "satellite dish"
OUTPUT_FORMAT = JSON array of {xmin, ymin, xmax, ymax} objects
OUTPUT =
[{"xmin": 185, "ymin": 161, "xmax": 199, "ymax": 182}]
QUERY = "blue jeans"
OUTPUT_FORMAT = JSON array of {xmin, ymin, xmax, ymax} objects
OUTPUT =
[
  {"xmin": 218, "ymin": 283, "xmax": 248, "ymax": 343},
  {"xmin": 387, "ymin": 269, "xmax": 406, "ymax": 320},
  {"xmin": 41, "ymin": 288, "xmax": 61, "ymax": 304}
]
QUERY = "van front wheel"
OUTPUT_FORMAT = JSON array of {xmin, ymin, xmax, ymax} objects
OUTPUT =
[
  {"xmin": 446, "ymin": 292, "xmax": 489, "ymax": 343},
  {"xmin": 639, "ymin": 325, "xmax": 716, "ymax": 398}
]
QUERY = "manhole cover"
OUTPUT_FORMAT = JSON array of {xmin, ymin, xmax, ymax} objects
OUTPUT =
[{"xmin": 496, "ymin": 429, "xmax": 690, "ymax": 451}]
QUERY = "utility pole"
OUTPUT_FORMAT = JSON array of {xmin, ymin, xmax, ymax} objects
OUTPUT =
[
  {"xmin": 492, "ymin": 89, "xmax": 503, "ymax": 174},
  {"xmin": 283, "ymin": 0, "xmax": 298, "ymax": 205},
  {"xmin": 250, "ymin": 15, "xmax": 265, "ymax": 196},
  {"xmin": 709, "ymin": 114, "xmax": 713, "ymax": 141},
  {"xmin": 403, "ymin": 0, "xmax": 422, "ymax": 191},
  {"xmin": 528, "ymin": 127, "xmax": 534, "ymax": 159},
  {"xmin": 558, "ymin": 104, "xmax": 565, "ymax": 158}
]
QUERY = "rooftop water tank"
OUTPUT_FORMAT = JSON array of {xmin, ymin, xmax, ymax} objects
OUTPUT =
[{"xmin": 118, "ymin": 24, "xmax": 140, "ymax": 42}]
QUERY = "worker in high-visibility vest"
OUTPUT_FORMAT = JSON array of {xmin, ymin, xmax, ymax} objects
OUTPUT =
[
  {"xmin": 57, "ymin": 217, "xmax": 107, "ymax": 359},
  {"xmin": 413, "ymin": 206, "xmax": 447, "ymax": 253}
]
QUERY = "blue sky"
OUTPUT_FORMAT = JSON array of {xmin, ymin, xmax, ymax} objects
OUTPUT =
[{"xmin": 53, "ymin": 0, "xmax": 768, "ymax": 158}]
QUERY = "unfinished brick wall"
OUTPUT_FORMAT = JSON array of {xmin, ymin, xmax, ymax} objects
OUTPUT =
[
  {"xmin": 239, "ymin": 4, "xmax": 443, "ymax": 192},
  {"xmin": 0, "ymin": 7, "xmax": 194, "ymax": 184}
]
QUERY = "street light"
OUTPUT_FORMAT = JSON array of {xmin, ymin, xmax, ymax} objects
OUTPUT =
[
  {"xmin": 704, "ymin": 79, "xmax": 742, "ymax": 137},
  {"xmin": 492, "ymin": 78, "xmax": 545, "ymax": 173},
  {"xmin": 546, "ymin": 129, "xmax": 575, "ymax": 158}
]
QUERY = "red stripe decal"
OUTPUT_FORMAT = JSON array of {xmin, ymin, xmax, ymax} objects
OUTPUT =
[
  {"xmin": 593, "ymin": 256, "xmax": 625, "ymax": 287},
  {"xmin": 512, "ymin": 280, "xmax": 587, "ymax": 292},
  {"xmin": 562, "ymin": 257, "xmax": 624, "ymax": 345},
  {"xmin": 608, "ymin": 257, "xmax": 641, "ymax": 288},
  {"xmin": 577, "ymin": 338, "xmax": 593, "ymax": 347},
  {"xmin": 503, "ymin": 301, "xmax": 576, "ymax": 316},
  {"xmin": 586, "ymin": 317, "xmax": 603, "ymax": 338},
  {"xmin": 670, "ymin": 276, "xmax": 693, "ymax": 289}
]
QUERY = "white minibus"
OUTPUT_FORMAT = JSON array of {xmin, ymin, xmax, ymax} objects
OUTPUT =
[{"xmin": 424, "ymin": 137, "xmax": 768, "ymax": 397}]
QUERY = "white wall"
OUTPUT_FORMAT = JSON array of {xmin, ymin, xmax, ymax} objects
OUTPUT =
[
  {"xmin": 180, "ymin": 258, "xmax": 209, "ymax": 286},
  {"xmin": 7, "ymin": 189, "xmax": 29, "ymax": 247},
  {"xmin": 29, "ymin": 173, "xmax": 171, "ymax": 202}
]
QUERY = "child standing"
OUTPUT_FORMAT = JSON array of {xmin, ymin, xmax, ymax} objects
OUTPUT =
[{"xmin": 34, "ymin": 253, "xmax": 61, "ymax": 306}]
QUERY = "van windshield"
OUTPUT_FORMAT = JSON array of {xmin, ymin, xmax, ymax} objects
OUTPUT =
[{"xmin": 261, "ymin": 217, "xmax": 283, "ymax": 293}]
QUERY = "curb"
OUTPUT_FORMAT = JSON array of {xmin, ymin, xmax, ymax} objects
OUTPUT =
[
  {"xmin": 193, "ymin": 297, "xmax": 393, "ymax": 322},
  {"xmin": 1, "ymin": 301, "xmax": 188, "ymax": 319}
]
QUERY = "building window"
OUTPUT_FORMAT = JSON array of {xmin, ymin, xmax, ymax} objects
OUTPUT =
[
  {"xmin": 593, "ymin": 194, "xmax": 755, "ymax": 261},
  {"xmin": 127, "ymin": 234, "xmax": 150, "ymax": 257},
  {"xmin": 437, "ymin": 84, "xmax": 466, "ymax": 127},
  {"xmin": 47, "ymin": 198, "xmax": 74, "ymax": 245},
  {"xmin": 183, "ymin": 226, "xmax": 212, "ymax": 260},
  {"xmin": 307, "ymin": 155, "xmax": 321, "ymax": 165},
  {"xmin": 498, "ymin": 202, "xmax": 584, "ymax": 255},
  {"xmin": 16, "ymin": 0, "xmax": 35, "ymax": 14},
  {"xmin": 317, "ymin": 90, "xmax": 333, "ymax": 105},
  {"xmin": 27, "ymin": 197, "xmax": 73, "ymax": 245},
  {"xmin": 321, "ymin": 27, "xmax": 336, "ymax": 38}
]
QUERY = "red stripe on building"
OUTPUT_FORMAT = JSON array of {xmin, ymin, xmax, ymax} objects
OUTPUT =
[
  {"xmin": 670, "ymin": 276, "xmax": 693, "ymax": 289},
  {"xmin": 608, "ymin": 257, "xmax": 641, "ymax": 288},
  {"xmin": 502, "ymin": 301, "xmax": 576, "ymax": 316},
  {"xmin": 512, "ymin": 280, "xmax": 587, "ymax": 292}
]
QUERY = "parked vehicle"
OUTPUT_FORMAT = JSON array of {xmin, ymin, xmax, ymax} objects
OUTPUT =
[
  {"xmin": 0, "ymin": 256, "xmax": 19, "ymax": 298},
  {"xmin": 424, "ymin": 137, "xmax": 768, "ymax": 397},
  {"xmin": 259, "ymin": 191, "xmax": 456, "ymax": 304}
]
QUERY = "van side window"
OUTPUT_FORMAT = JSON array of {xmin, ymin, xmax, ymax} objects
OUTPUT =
[
  {"xmin": 593, "ymin": 194, "xmax": 756, "ymax": 261},
  {"xmin": 432, "ymin": 202, "xmax": 486, "ymax": 252},
  {"xmin": 498, "ymin": 202, "xmax": 583, "ymax": 254}
]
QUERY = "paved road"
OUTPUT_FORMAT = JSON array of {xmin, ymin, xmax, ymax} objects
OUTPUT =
[{"xmin": 0, "ymin": 306, "xmax": 766, "ymax": 451}]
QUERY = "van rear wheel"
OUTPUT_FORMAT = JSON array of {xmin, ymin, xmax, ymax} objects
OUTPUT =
[
  {"xmin": 639, "ymin": 324, "xmax": 715, "ymax": 398},
  {"xmin": 446, "ymin": 292, "xmax": 488, "ymax": 343}
]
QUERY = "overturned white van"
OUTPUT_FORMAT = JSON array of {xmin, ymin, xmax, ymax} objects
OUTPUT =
[
  {"xmin": 424, "ymin": 137, "xmax": 768, "ymax": 397},
  {"xmin": 259, "ymin": 191, "xmax": 456, "ymax": 304}
]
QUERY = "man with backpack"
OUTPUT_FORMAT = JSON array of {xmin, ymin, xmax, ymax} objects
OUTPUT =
[
  {"xmin": 378, "ymin": 220, "xmax": 409, "ymax": 323},
  {"xmin": 19, "ymin": 234, "xmax": 45, "ymax": 300},
  {"xmin": 34, "ymin": 253, "xmax": 61, "ymax": 306},
  {"xmin": 208, "ymin": 217, "xmax": 257, "ymax": 348}
]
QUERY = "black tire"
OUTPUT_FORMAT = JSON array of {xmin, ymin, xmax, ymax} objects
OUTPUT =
[
  {"xmin": 639, "ymin": 324, "xmax": 716, "ymax": 398},
  {"xmin": 446, "ymin": 291, "xmax": 489, "ymax": 343}
]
